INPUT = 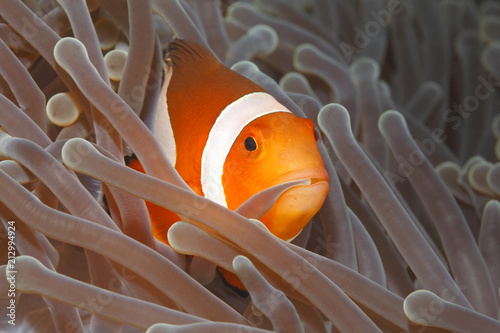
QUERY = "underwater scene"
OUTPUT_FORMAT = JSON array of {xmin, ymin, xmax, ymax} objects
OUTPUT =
[{"xmin": 0, "ymin": 0, "xmax": 500, "ymax": 332}]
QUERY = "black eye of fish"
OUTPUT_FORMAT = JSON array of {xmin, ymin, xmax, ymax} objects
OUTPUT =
[{"xmin": 244, "ymin": 137, "xmax": 257, "ymax": 151}]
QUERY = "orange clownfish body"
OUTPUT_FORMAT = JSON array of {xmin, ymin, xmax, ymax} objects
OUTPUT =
[{"xmin": 129, "ymin": 39, "xmax": 329, "ymax": 286}]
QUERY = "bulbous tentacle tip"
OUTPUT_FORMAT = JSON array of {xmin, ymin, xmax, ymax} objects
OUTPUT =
[
  {"xmin": 54, "ymin": 37, "xmax": 89, "ymax": 68},
  {"xmin": 378, "ymin": 110, "xmax": 406, "ymax": 136},
  {"xmin": 318, "ymin": 103, "xmax": 351, "ymax": 134},
  {"xmin": 403, "ymin": 290, "xmax": 443, "ymax": 325}
]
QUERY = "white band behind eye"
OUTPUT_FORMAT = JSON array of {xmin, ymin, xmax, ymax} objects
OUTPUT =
[{"xmin": 201, "ymin": 92, "xmax": 291, "ymax": 207}]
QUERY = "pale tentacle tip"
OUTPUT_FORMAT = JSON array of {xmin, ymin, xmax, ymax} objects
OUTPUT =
[{"xmin": 403, "ymin": 290, "xmax": 444, "ymax": 326}]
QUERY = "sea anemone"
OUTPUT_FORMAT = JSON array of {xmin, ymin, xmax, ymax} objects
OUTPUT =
[{"xmin": 1, "ymin": 0, "xmax": 500, "ymax": 332}]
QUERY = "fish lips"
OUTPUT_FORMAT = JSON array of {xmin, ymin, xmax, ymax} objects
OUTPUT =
[
  {"xmin": 262, "ymin": 167, "xmax": 329, "ymax": 241},
  {"xmin": 268, "ymin": 166, "xmax": 330, "ymax": 188}
]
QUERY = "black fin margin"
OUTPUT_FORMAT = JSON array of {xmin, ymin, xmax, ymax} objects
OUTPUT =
[
  {"xmin": 217, "ymin": 267, "xmax": 249, "ymax": 297},
  {"xmin": 167, "ymin": 38, "xmax": 215, "ymax": 67},
  {"xmin": 124, "ymin": 154, "xmax": 137, "ymax": 166}
]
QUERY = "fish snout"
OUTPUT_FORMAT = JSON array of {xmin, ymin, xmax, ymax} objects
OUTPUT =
[{"xmin": 262, "ymin": 167, "xmax": 329, "ymax": 241}]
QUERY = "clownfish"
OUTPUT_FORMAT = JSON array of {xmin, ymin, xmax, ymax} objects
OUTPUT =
[{"xmin": 129, "ymin": 39, "xmax": 329, "ymax": 289}]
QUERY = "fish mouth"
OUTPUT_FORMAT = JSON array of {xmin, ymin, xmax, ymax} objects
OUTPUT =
[
  {"xmin": 268, "ymin": 166, "xmax": 329, "ymax": 188},
  {"xmin": 262, "ymin": 166, "xmax": 329, "ymax": 241}
]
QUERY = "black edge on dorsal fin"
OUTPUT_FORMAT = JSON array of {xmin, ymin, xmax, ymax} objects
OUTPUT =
[{"xmin": 166, "ymin": 38, "xmax": 217, "ymax": 68}]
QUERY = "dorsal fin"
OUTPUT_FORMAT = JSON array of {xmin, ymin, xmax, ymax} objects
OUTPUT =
[
  {"xmin": 167, "ymin": 39, "xmax": 218, "ymax": 68},
  {"xmin": 165, "ymin": 38, "xmax": 266, "ymax": 202}
]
